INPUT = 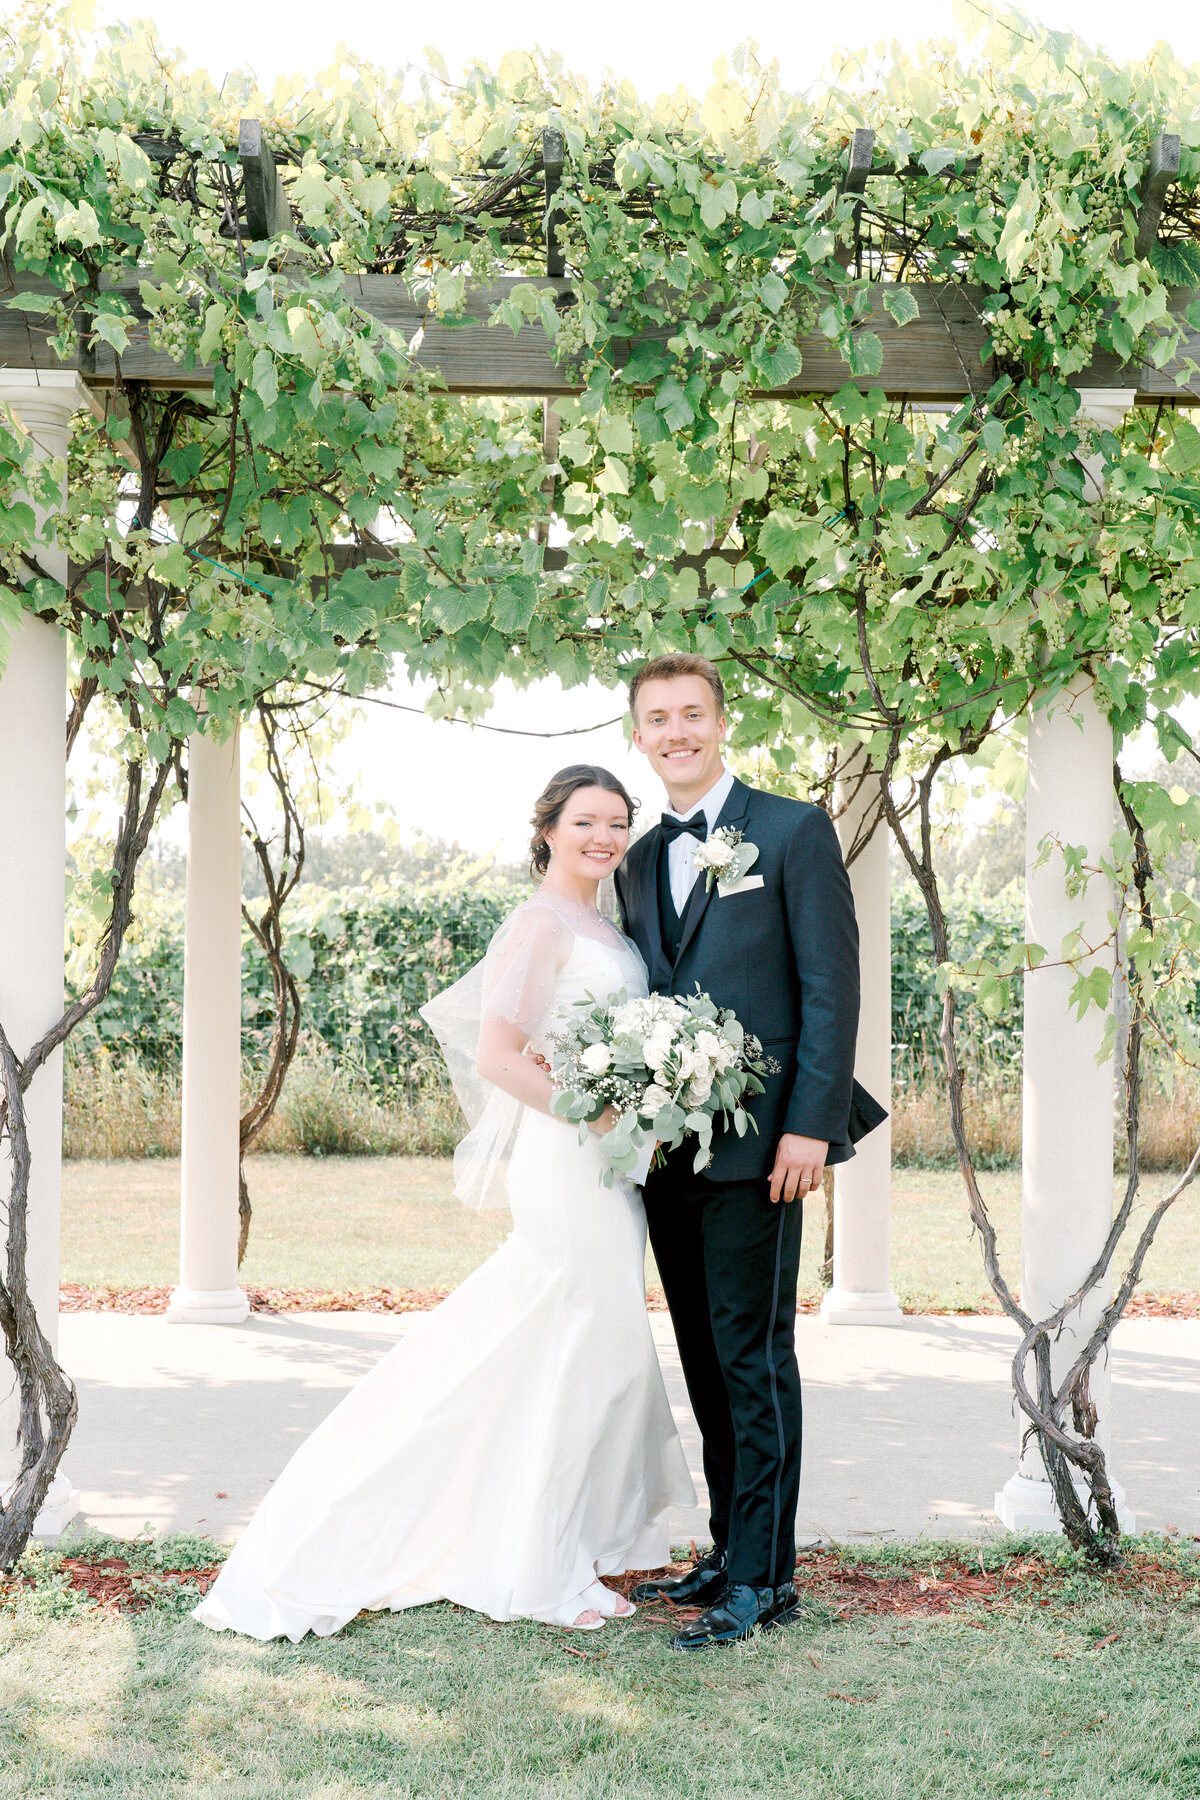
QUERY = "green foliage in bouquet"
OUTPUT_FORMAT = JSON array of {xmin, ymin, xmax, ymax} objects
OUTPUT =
[{"xmin": 548, "ymin": 987, "xmax": 771, "ymax": 1180}]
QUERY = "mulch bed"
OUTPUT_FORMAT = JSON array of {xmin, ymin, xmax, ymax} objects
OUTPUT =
[
  {"xmin": 6, "ymin": 1545, "xmax": 1197, "ymax": 1623},
  {"xmin": 2, "ymin": 1555, "xmax": 222, "ymax": 1617},
  {"xmin": 59, "ymin": 1284, "xmax": 1200, "ymax": 1318},
  {"xmin": 614, "ymin": 1545, "xmax": 1200, "ymax": 1630},
  {"xmin": 611, "ymin": 1554, "xmax": 1048, "ymax": 1629},
  {"xmin": 1124, "ymin": 1291, "xmax": 1200, "ymax": 1317},
  {"xmin": 59, "ymin": 1283, "xmax": 455, "ymax": 1315}
]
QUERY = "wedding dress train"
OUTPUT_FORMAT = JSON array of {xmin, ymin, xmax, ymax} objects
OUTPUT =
[{"xmin": 193, "ymin": 896, "xmax": 694, "ymax": 1641}]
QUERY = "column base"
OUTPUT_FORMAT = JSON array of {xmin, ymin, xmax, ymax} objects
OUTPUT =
[
  {"xmin": 995, "ymin": 1471, "xmax": 1135, "ymax": 1535},
  {"xmin": 31, "ymin": 1471, "xmax": 81, "ymax": 1544},
  {"xmin": 166, "ymin": 1286, "xmax": 250, "ymax": 1325},
  {"xmin": 819, "ymin": 1287, "xmax": 904, "ymax": 1327}
]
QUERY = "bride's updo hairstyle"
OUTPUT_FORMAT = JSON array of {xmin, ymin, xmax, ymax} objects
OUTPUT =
[{"xmin": 529, "ymin": 765, "xmax": 638, "ymax": 879}]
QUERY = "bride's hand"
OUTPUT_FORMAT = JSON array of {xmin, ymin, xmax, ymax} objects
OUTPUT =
[{"xmin": 588, "ymin": 1105, "xmax": 620, "ymax": 1136}]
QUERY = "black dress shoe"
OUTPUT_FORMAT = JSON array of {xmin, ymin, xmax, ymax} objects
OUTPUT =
[
  {"xmin": 669, "ymin": 1581, "xmax": 801, "ymax": 1651},
  {"xmin": 631, "ymin": 1546, "xmax": 728, "ymax": 1606}
]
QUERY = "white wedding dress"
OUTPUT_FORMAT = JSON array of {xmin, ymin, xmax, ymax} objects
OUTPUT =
[{"xmin": 193, "ymin": 890, "xmax": 693, "ymax": 1641}]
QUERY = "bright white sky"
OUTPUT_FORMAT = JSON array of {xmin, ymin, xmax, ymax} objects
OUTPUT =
[
  {"xmin": 92, "ymin": 0, "xmax": 1200, "ymax": 858},
  {"xmin": 94, "ymin": 0, "xmax": 1200, "ymax": 99}
]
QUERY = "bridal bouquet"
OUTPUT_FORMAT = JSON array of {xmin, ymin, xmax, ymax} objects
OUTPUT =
[{"xmin": 546, "ymin": 988, "xmax": 774, "ymax": 1183}]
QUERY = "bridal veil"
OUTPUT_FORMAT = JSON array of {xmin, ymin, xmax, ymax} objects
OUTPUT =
[{"xmin": 420, "ymin": 889, "xmax": 637, "ymax": 1210}]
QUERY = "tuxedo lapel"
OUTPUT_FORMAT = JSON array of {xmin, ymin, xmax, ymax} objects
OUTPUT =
[
  {"xmin": 673, "ymin": 778, "xmax": 753, "ymax": 967},
  {"xmin": 636, "ymin": 825, "xmax": 673, "ymax": 989}
]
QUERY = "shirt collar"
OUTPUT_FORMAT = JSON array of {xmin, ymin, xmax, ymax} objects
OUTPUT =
[{"xmin": 664, "ymin": 766, "xmax": 734, "ymax": 832}]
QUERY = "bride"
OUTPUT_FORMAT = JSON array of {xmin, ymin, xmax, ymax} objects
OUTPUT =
[{"xmin": 193, "ymin": 764, "xmax": 694, "ymax": 1640}]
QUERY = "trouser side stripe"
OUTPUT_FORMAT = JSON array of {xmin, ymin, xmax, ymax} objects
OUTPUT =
[{"xmin": 765, "ymin": 1200, "xmax": 788, "ymax": 1585}]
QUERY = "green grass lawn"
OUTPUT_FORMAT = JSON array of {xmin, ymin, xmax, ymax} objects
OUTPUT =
[
  {"xmin": 61, "ymin": 1157, "xmax": 509, "ymax": 1296},
  {"xmin": 3, "ymin": 1533, "xmax": 1199, "ymax": 1799},
  {"xmin": 60, "ymin": 1156, "xmax": 1200, "ymax": 1309}
]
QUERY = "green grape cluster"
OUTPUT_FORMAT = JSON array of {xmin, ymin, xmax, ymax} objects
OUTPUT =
[
  {"xmin": 987, "ymin": 306, "xmax": 1036, "ymax": 354},
  {"xmin": 18, "ymin": 211, "xmax": 59, "ymax": 264},
  {"xmin": 59, "ymin": 446, "xmax": 121, "ymax": 562},
  {"xmin": 857, "ymin": 560, "xmax": 896, "ymax": 611},
  {"xmin": 551, "ymin": 304, "xmax": 590, "ymax": 361},
  {"xmin": 1038, "ymin": 601, "xmax": 1068, "ymax": 653},
  {"xmin": 147, "ymin": 301, "xmax": 197, "ymax": 363},
  {"xmin": 606, "ymin": 265, "xmax": 635, "ymax": 312},
  {"xmin": 331, "ymin": 218, "xmax": 378, "ymax": 270},
  {"xmin": 461, "ymin": 240, "xmax": 496, "ymax": 286},
  {"xmin": 1159, "ymin": 566, "xmax": 1195, "ymax": 606},
  {"xmin": 1104, "ymin": 591, "xmax": 1136, "ymax": 659},
  {"xmin": 993, "ymin": 517, "xmax": 1027, "ymax": 556}
]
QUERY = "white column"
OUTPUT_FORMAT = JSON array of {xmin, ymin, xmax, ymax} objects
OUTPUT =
[
  {"xmin": 996, "ymin": 389, "xmax": 1135, "ymax": 1532},
  {"xmin": 821, "ymin": 747, "xmax": 901, "ymax": 1326},
  {"xmin": 0, "ymin": 371, "xmax": 101, "ymax": 1538},
  {"xmin": 166, "ymin": 723, "xmax": 248, "ymax": 1324}
]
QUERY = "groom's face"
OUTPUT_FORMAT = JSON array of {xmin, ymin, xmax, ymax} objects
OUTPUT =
[{"xmin": 631, "ymin": 676, "xmax": 727, "ymax": 802}]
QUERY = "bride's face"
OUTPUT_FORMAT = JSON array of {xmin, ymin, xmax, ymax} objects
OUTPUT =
[{"xmin": 544, "ymin": 786, "xmax": 631, "ymax": 879}]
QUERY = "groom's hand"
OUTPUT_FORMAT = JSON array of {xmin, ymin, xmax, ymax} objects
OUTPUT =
[{"xmin": 769, "ymin": 1134, "xmax": 828, "ymax": 1205}]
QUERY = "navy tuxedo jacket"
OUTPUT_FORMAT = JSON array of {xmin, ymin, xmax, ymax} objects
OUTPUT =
[{"xmin": 615, "ymin": 777, "xmax": 880, "ymax": 1181}]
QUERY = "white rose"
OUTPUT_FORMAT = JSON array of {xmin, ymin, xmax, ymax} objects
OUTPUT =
[
  {"xmin": 695, "ymin": 1031, "xmax": 722, "ymax": 1060},
  {"xmin": 687, "ymin": 1076, "xmax": 712, "ymax": 1106},
  {"xmin": 641, "ymin": 1083, "xmax": 672, "ymax": 1118},
  {"xmin": 696, "ymin": 840, "xmax": 736, "ymax": 873},
  {"xmin": 580, "ymin": 1042, "xmax": 612, "ymax": 1075},
  {"xmin": 644, "ymin": 1030, "xmax": 674, "ymax": 1072}
]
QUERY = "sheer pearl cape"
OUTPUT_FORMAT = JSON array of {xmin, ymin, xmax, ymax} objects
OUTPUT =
[{"xmin": 420, "ymin": 887, "xmax": 646, "ymax": 1209}]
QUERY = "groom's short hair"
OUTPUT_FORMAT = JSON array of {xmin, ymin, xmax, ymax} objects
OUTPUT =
[{"xmin": 629, "ymin": 653, "xmax": 726, "ymax": 720}]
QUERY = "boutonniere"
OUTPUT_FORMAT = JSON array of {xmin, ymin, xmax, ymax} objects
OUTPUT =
[{"xmin": 692, "ymin": 827, "xmax": 760, "ymax": 892}]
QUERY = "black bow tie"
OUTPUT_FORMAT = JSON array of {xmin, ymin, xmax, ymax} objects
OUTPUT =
[{"xmin": 660, "ymin": 811, "xmax": 708, "ymax": 845}]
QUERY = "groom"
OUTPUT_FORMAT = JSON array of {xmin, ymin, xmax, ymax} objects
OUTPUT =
[{"xmin": 615, "ymin": 652, "xmax": 881, "ymax": 1651}]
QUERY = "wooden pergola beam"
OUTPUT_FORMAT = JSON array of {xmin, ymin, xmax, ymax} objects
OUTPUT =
[
  {"xmin": 844, "ymin": 128, "xmax": 875, "ymax": 195},
  {"xmin": 543, "ymin": 127, "xmax": 565, "ymax": 279},
  {"xmin": 3, "ymin": 265, "xmax": 1198, "ymax": 403},
  {"xmin": 1135, "ymin": 133, "xmax": 1182, "ymax": 261},
  {"xmin": 64, "ymin": 540, "xmax": 741, "ymax": 594},
  {"xmin": 238, "ymin": 120, "xmax": 292, "ymax": 241}
]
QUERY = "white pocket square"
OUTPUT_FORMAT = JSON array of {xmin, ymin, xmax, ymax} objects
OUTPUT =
[{"xmin": 718, "ymin": 873, "xmax": 765, "ymax": 897}]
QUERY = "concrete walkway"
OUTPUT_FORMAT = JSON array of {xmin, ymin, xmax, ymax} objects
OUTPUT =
[{"xmin": 55, "ymin": 1311, "xmax": 1200, "ymax": 1546}]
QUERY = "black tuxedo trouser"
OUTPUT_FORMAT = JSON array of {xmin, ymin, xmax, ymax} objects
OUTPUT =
[{"xmin": 643, "ymin": 1160, "xmax": 803, "ymax": 1589}]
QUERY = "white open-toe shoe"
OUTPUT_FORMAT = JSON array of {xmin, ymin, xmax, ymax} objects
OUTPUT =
[
  {"xmin": 585, "ymin": 1580, "xmax": 636, "ymax": 1620},
  {"xmin": 548, "ymin": 1593, "xmax": 606, "ymax": 1630}
]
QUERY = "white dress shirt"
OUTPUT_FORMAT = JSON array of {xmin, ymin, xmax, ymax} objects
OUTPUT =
[{"xmin": 662, "ymin": 766, "xmax": 735, "ymax": 914}]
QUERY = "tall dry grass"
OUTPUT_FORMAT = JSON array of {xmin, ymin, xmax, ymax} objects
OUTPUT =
[
  {"xmin": 63, "ymin": 1042, "xmax": 463, "ymax": 1162},
  {"xmin": 63, "ymin": 1048, "xmax": 182, "ymax": 1161},
  {"xmin": 64, "ymin": 1042, "xmax": 1200, "ymax": 1172},
  {"xmin": 891, "ymin": 1050, "xmax": 1200, "ymax": 1172},
  {"xmin": 891, "ymin": 1071, "xmax": 1021, "ymax": 1169}
]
